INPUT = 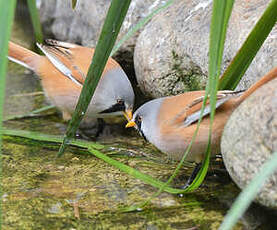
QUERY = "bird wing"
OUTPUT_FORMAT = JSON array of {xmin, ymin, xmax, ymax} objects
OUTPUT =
[
  {"xmin": 38, "ymin": 39, "xmax": 121, "ymax": 85},
  {"xmin": 37, "ymin": 39, "xmax": 94, "ymax": 86},
  {"xmin": 173, "ymin": 91, "xmax": 244, "ymax": 127}
]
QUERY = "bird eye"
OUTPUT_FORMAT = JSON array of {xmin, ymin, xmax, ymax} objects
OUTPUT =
[
  {"xmin": 117, "ymin": 99, "xmax": 124, "ymax": 105},
  {"xmin": 135, "ymin": 115, "xmax": 142, "ymax": 126}
]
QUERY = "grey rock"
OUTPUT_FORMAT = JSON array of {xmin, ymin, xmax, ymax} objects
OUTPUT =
[
  {"xmin": 221, "ymin": 78, "xmax": 277, "ymax": 209},
  {"xmin": 39, "ymin": 0, "xmax": 166, "ymax": 53},
  {"xmin": 134, "ymin": 0, "xmax": 277, "ymax": 98}
]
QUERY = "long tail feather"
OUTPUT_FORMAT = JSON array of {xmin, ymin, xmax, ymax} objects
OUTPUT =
[
  {"xmin": 239, "ymin": 67, "xmax": 277, "ymax": 102},
  {"xmin": 8, "ymin": 42, "xmax": 40, "ymax": 71}
]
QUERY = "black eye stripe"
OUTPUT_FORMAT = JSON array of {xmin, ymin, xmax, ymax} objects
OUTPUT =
[
  {"xmin": 140, "ymin": 130, "xmax": 147, "ymax": 141},
  {"xmin": 99, "ymin": 102, "xmax": 125, "ymax": 114},
  {"xmin": 135, "ymin": 116, "xmax": 142, "ymax": 128},
  {"xmin": 134, "ymin": 115, "xmax": 147, "ymax": 141},
  {"xmin": 117, "ymin": 99, "xmax": 124, "ymax": 105}
]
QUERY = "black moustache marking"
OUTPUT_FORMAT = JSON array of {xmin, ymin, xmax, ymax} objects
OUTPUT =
[
  {"xmin": 135, "ymin": 116, "xmax": 147, "ymax": 142},
  {"xmin": 140, "ymin": 130, "xmax": 147, "ymax": 142},
  {"xmin": 99, "ymin": 103, "xmax": 125, "ymax": 114}
]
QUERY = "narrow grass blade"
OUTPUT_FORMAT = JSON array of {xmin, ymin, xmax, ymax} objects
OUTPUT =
[
  {"xmin": 219, "ymin": 0, "xmax": 277, "ymax": 90},
  {"xmin": 184, "ymin": 142, "xmax": 211, "ymax": 192},
  {"xmin": 219, "ymin": 152, "xmax": 277, "ymax": 230},
  {"xmin": 0, "ymin": 0, "xmax": 16, "ymax": 226},
  {"xmin": 72, "ymin": 0, "xmax": 78, "ymax": 9},
  {"xmin": 123, "ymin": 1, "xmax": 235, "ymax": 211},
  {"xmin": 2, "ymin": 129, "xmax": 104, "ymax": 150},
  {"xmin": 3, "ymin": 105, "xmax": 55, "ymax": 121},
  {"xmin": 58, "ymin": 0, "xmax": 131, "ymax": 157},
  {"xmin": 3, "ymin": 128, "xmax": 185, "ymax": 194},
  {"xmin": 111, "ymin": 0, "xmax": 175, "ymax": 56},
  {"xmin": 27, "ymin": 0, "xmax": 43, "ymax": 43},
  {"xmin": 205, "ymin": 0, "xmax": 234, "ymax": 184},
  {"xmin": 179, "ymin": 0, "xmax": 234, "ymax": 192},
  {"xmin": 185, "ymin": 0, "xmax": 234, "ymax": 192},
  {"xmin": 88, "ymin": 147, "xmax": 184, "ymax": 194}
]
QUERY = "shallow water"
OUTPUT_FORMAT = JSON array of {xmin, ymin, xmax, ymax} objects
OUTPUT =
[
  {"xmin": 4, "ymin": 53, "xmax": 277, "ymax": 230},
  {"xmin": 3, "ymin": 8, "xmax": 277, "ymax": 229}
]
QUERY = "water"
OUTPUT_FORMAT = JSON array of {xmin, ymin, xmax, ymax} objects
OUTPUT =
[
  {"xmin": 4, "ymin": 57, "xmax": 277, "ymax": 230},
  {"xmin": 3, "ymin": 8, "xmax": 277, "ymax": 229}
]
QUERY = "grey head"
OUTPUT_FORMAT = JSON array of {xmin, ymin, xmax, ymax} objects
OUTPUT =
[
  {"xmin": 36, "ymin": 41, "xmax": 135, "ymax": 119},
  {"xmin": 91, "ymin": 67, "xmax": 135, "ymax": 118},
  {"xmin": 129, "ymin": 98, "xmax": 164, "ymax": 143}
]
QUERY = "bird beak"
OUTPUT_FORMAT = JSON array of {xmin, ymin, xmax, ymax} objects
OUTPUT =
[
  {"xmin": 125, "ymin": 120, "xmax": 136, "ymax": 128},
  {"xmin": 123, "ymin": 108, "xmax": 133, "ymax": 122}
]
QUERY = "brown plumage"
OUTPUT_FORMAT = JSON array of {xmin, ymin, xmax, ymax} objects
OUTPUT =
[
  {"xmin": 127, "ymin": 67, "xmax": 277, "ymax": 162},
  {"xmin": 8, "ymin": 40, "xmax": 134, "ymax": 124}
]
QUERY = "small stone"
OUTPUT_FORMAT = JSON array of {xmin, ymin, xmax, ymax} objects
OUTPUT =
[
  {"xmin": 71, "ymin": 157, "xmax": 80, "ymax": 162},
  {"xmin": 48, "ymin": 202, "xmax": 62, "ymax": 214}
]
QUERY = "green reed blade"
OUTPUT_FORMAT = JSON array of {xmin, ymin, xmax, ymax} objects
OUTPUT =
[
  {"xmin": 72, "ymin": 0, "xmax": 77, "ymax": 9},
  {"xmin": 111, "ymin": 0, "xmax": 175, "ymax": 56},
  {"xmin": 2, "ymin": 128, "xmax": 104, "ymax": 150},
  {"xmin": 0, "ymin": 0, "xmax": 16, "ymax": 226},
  {"xmin": 58, "ymin": 0, "xmax": 131, "ymax": 157},
  {"xmin": 219, "ymin": 0, "xmax": 277, "ymax": 90},
  {"xmin": 27, "ymin": 0, "xmax": 43, "ymax": 43},
  {"xmin": 3, "ymin": 105, "xmax": 55, "ymax": 121}
]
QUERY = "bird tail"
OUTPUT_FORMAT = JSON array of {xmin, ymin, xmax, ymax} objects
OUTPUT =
[
  {"xmin": 8, "ymin": 41, "xmax": 40, "ymax": 71},
  {"xmin": 239, "ymin": 67, "xmax": 277, "ymax": 102}
]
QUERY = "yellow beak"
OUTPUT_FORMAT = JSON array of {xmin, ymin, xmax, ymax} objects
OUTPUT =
[
  {"xmin": 123, "ymin": 109, "xmax": 133, "ymax": 122},
  {"xmin": 125, "ymin": 120, "xmax": 136, "ymax": 128}
]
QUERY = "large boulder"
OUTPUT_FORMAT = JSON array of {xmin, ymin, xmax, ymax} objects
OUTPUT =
[
  {"xmin": 134, "ymin": 0, "xmax": 277, "ymax": 98},
  {"xmin": 221, "ymin": 78, "xmax": 277, "ymax": 209},
  {"xmin": 39, "ymin": 0, "xmax": 166, "ymax": 53}
]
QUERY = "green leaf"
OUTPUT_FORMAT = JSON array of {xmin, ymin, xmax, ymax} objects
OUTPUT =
[
  {"xmin": 3, "ymin": 105, "xmax": 55, "ymax": 121},
  {"xmin": 2, "ymin": 129, "xmax": 104, "ymax": 150},
  {"xmin": 124, "ymin": 1, "xmax": 235, "ymax": 211},
  {"xmin": 72, "ymin": 0, "xmax": 78, "ymax": 9},
  {"xmin": 111, "ymin": 0, "xmax": 175, "ymax": 56},
  {"xmin": 183, "ymin": 0, "xmax": 234, "ymax": 192},
  {"xmin": 219, "ymin": 152, "xmax": 277, "ymax": 230},
  {"xmin": 0, "ymin": 0, "xmax": 16, "ymax": 226},
  {"xmin": 88, "ymin": 147, "xmax": 185, "ymax": 194},
  {"xmin": 58, "ymin": 0, "xmax": 131, "ymax": 157},
  {"xmin": 187, "ymin": 0, "xmax": 234, "ymax": 192},
  {"xmin": 219, "ymin": 0, "xmax": 277, "ymax": 90},
  {"xmin": 3, "ymin": 129, "xmax": 187, "ymax": 195},
  {"xmin": 27, "ymin": 0, "xmax": 44, "ymax": 43}
]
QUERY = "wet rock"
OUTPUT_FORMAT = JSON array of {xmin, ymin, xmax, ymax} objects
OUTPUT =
[
  {"xmin": 134, "ymin": 0, "xmax": 277, "ymax": 98},
  {"xmin": 221, "ymin": 78, "xmax": 277, "ymax": 209},
  {"xmin": 39, "ymin": 0, "xmax": 166, "ymax": 53}
]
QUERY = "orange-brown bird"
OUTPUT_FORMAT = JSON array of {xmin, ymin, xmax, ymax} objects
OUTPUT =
[
  {"xmin": 126, "ymin": 67, "xmax": 277, "ymax": 185},
  {"xmin": 8, "ymin": 40, "xmax": 134, "ymax": 134}
]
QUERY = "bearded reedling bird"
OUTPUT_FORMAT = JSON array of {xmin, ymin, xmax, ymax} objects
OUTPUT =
[
  {"xmin": 126, "ymin": 67, "xmax": 277, "ymax": 186},
  {"xmin": 8, "ymin": 40, "xmax": 134, "ymax": 134}
]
